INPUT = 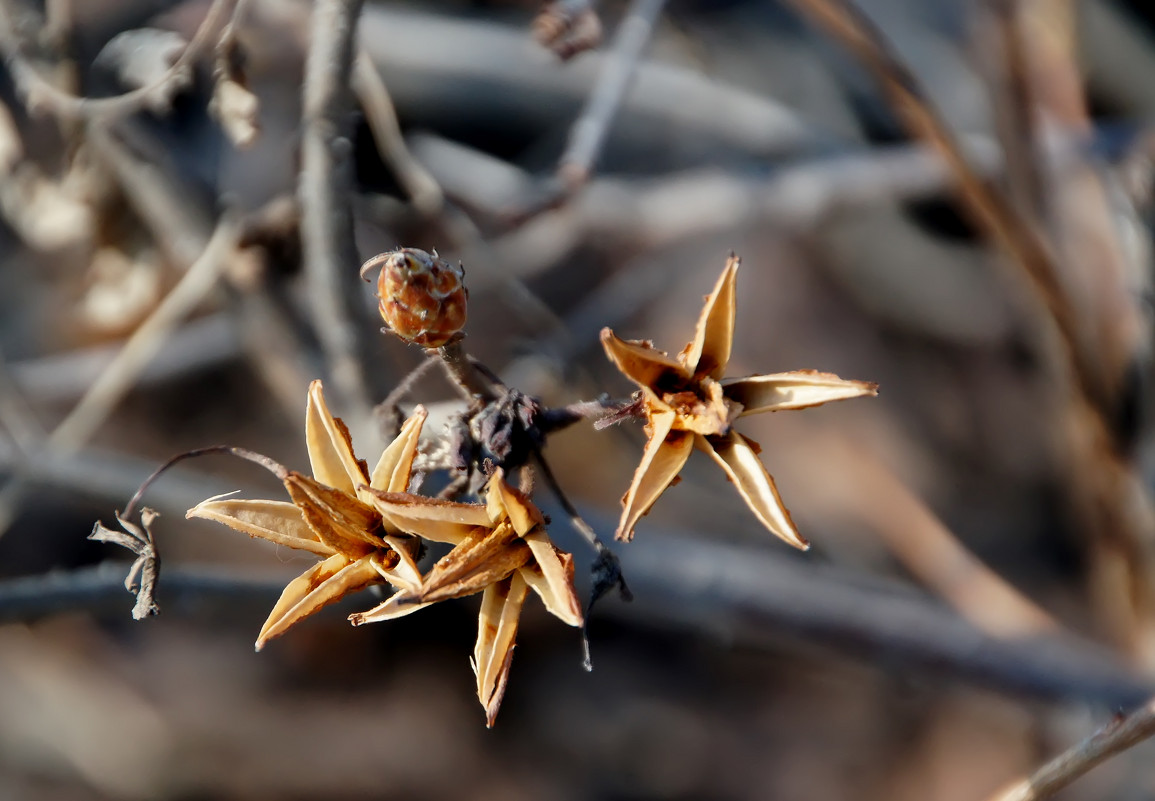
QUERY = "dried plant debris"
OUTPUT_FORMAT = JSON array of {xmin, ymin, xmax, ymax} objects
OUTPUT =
[
  {"xmin": 187, "ymin": 380, "xmax": 430, "ymax": 650},
  {"xmin": 183, "ymin": 378, "xmax": 581, "ymax": 725},
  {"xmin": 92, "ymin": 245, "xmax": 876, "ymax": 726},
  {"xmin": 89, "ymin": 509, "xmax": 161, "ymax": 620},
  {"xmin": 534, "ymin": 0, "xmax": 603, "ymax": 60},
  {"xmin": 356, "ymin": 468, "xmax": 581, "ymax": 726},
  {"xmin": 601, "ymin": 254, "xmax": 878, "ymax": 546}
]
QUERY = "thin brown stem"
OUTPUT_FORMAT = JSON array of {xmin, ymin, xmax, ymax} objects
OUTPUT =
[
  {"xmin": 435, "ymin": 336, "xmax": 498, "ymax": 401},
  {"xmin": 374, "ymin": 354, "xmax": 440, "ymax": 438},
  {"xmin": 530, "ymin": 449, "xmax": 630, "ymax": 671},
  {"xmin": 121, "ymin": 445, "xmax": 287, "ymax": 521},
  {"xmin": 987, "ymin": 698, "xmax": 1155, "ymax": 801}
]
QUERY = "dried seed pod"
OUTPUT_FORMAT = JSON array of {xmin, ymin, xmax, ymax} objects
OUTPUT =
[{"xmin": 361, "ymin": 248, "xmax": 467, "ymax": 348}]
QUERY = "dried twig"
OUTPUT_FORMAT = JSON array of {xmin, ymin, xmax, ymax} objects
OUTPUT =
[
  {"xmin": 987, "ymin": 698, "xmax": 1155, "ymax": 801},
  {"xmin": 354, "ymin": 5, "xmax": 810, "ymax": 159},
  {"xmin": 0, "ymin": 539, "xmax": 1149, "ymax": 708},
  {"xmin": 298, "ymin": 0, "xmax": 373, "ymax": 435},
  {"xmin": 89, "ymin": 509, "xmax": 161, "ymax": 619},
  {"xmin": 0, "ymin": 0, "xmax": 237, "ymax": 121},
  {"xmin": 0, "ymin": 214, "xmax": 241, "ymax": 536},
  {"xmin": 782, "ymin": 0, "xmax": 1155, "ymax": 663},
  {"xmin": 557, "ymin": 0, "xmax": 667, "ymax": 188},
  {"xmin": 436, "ymin": 336, "xmax": 499, "ymax": 402},
  {"xmin": 48, "ymin": 216, "xmax": 240, "ymax": 451},
  {"xmin": 351, "ymin": 48, "xmax": 443, "ymax": 216}
]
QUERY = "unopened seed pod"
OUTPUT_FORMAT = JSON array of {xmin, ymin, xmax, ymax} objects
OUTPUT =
[{"xmin": 361, "ymin": 248, "xmax": 467, "ymax": 348}]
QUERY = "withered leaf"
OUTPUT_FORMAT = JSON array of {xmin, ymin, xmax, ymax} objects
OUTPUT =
[{"xmin": 89, "ymin": 508, "xmax": 161, "ymax": 620}]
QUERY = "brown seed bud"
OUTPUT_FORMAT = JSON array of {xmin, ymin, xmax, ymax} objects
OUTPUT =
[{"xmin": 361, "ymin": 248, "xmax": 467, "ymax": 348}]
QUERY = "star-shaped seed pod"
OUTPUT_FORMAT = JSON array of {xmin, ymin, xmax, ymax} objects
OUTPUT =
[
  {"xmin": 601, "ymin": 254, "xmax": 878, "ymax": 547},
  {"xmin": 186, "ymin": 380, "xmax": 427, "ymax": 650},
  {"xmin": 353, "ymin": 468, "xmax": 581, "ymax": 726}
]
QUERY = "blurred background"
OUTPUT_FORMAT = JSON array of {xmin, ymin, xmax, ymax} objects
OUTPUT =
[{"xmin": 3, "ymin": 0, "xmax": 1155, "ymax": 798}]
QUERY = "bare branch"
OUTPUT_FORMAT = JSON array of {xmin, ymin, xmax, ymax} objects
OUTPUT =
[
  {"xmin": 298, "ymin": 0, "xmax": 373, "ymax": 434},
  {"xmin": 558, "ymin": 0, "xmax": 667, "ymax": 187},
  {"xmin": 0, "ymin": 214, "xmax": 241, "ymax": 536},
  {"xmin": 988, "ymin": 699, "xmax": 1155, "ymax": 801},
  {"xmin": 0, "ymin": 0, "xmax": 238, "ymax": 121},
  {"xmin": 351, "ymin": 48, "xmax": 443, "ymax": 216},
  {"xmin": 0, "ymin": 539, "xmax": 1150, "ymax": 709}
]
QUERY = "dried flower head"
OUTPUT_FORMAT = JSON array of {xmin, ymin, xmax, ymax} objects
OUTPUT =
[
  {"xmin": 353, "ymin": 468, "xmax": 581, "ymax": 726},
  {"xmin": 186, "ymin": 380, "xmax": 428, "ymax": 649},
  {"xmin": 601, "ymin": 254, "xmax": 878, "ymax": 547},
  {"xmin": 361, "ymin": 248, "xmax": 467, "ymax": 348}
]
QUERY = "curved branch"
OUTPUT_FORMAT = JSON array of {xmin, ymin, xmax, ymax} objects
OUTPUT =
[
  {"xmin": 988, "ymin": 699, "xmax": 1155, "ymax": 801},
  {"xmin": 0, "ymin": 0, "xmax": 238, "ymax": 121}
]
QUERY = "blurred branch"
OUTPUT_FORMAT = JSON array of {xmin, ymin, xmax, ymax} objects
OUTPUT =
[
  {"xmin": 0, "ymin": 441, "xmax": 260, "ymax": 518},
  {"xmin": 616, "ymin": 533, "xmax": 1150, "ymax": 707},
  {"xmin": 558, "ymin": 0, "xmax": 666, "ymax": 187},
  {"xmin": 980, "ymin": 0, "xmax": 1046, "ymax": 224},
  {"xmin": 988, "ymin": 698, "xmax": 1155, "ymax": 801},
  {"xmin": 484, "ymin": 137, "xmax": 1007, "ymax": 288},
  {"xmin": 350, "ymin": 4, "xmax": 811, "ymax": 158},
  {"xmin": 782, "ymin": 0, "xmax": 1155, "ymax": 665},
  {"xmin": 0, "ymin": 214, "xmax": 241, "ymax": 535},
  {"xmin": 87, "ymin": 121, "xmax": 215, "ymax": 269},
  {"xmin": 351, "ymin": 48, "xmax": 443, "ymax": 217},
  {"xmin": 0, "ymin": 533, "xmax": 1149, "ymax": 708},
  {"xmin": 0, "ymin": 562, "xmax": 291, "ymax": 624},
  {"xmin": 506, "ymin": 0, "xmax": 667, "ymax": 223},
  {"xmin": 298, "ymin": 0, "xmax": 373, "ymax": 434},
  {"xmin": 9, "ymin": 314, "xmax": 241, "ymax": 404},
  {"xmin": 794, "ymin": 423, "xmax": 1057, "ymax": 638},
  {"xmin": 47, "ymin": 215, "xmax": 240, "ymax": 451},
  {"xmin": 0, "ymin": 0, "xmax": 237, "ymax": 121},
  {"xmin": 781, "ymin": 0, "xmax": 1085, "ymax": 384}
]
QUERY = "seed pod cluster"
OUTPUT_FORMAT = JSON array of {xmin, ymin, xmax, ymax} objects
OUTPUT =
[{"xmin": 361, "ymin": 248, "xmax": 468, "ymax": 348}]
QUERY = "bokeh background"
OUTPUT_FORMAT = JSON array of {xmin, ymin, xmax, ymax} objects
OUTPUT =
[{"xmin": 3, "ymin": 0, "xmax": 1155, "ymax": 798}]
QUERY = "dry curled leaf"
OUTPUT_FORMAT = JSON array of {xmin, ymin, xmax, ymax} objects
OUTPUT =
[
  {"xmin": 186, "ymin": 380, "xmax": 427, "ymax": 649},
  {"xmin": 90, "ymin": 508, "xmax": 161, "ymax": 620},
  {"xmin": 601, "ymin": 254, "xmax": 878, "ymax": 546}
]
